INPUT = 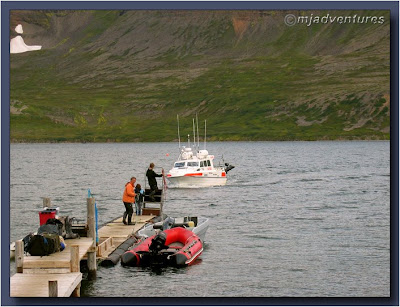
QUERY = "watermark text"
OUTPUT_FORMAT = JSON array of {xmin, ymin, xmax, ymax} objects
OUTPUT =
[{"xmin": 284, "ymin": 13, "xmax": 385, "ymax": 27}]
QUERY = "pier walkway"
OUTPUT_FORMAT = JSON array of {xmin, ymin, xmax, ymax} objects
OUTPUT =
[
  {"xmin": 96, "ymin": 215, "xmax": 155, "ymax": 260},
  {"xmin": 11, "ymin": 213, "xmax": 155, "ymax": 297}
]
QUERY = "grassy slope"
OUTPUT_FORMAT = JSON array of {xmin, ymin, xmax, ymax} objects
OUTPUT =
[{"xmin": 10, "ymin": 10, "xmax": 390, "ymax": 142}]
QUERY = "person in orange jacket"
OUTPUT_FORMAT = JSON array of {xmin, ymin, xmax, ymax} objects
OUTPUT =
[{"xmin": 122, "ymin": 177, "xmax": 136, "ymax": 225}]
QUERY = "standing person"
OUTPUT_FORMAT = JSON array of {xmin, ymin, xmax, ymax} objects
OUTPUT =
[
  {"xmin": 122, "ymin": 177, "xmax": 136, "ymax": 225},
  {"xmin": 135, "ymin": 184, "xmax": 145, "ymax": 216},
  {"xmin": 146, "ymin": 163, "xmax": 164, "ymax": 201}
]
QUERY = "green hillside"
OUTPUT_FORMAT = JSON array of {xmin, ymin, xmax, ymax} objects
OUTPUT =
[{"xmin": 10, "ymin": 10, "xmax": 390, "ymax": 142}]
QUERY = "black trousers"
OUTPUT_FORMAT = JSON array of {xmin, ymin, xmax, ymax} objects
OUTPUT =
[
  {"xmin": 149, "ymin": 185, "xmax": 158, "ymax": 200},
  {"xmin": 123, "ymin": 202, "xmax": 133, "ymax": 223}
]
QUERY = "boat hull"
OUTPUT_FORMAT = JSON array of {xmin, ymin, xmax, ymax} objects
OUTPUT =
[{"xmin": 167, "ymin": 175, "xmax": 227, "ymax": 188}]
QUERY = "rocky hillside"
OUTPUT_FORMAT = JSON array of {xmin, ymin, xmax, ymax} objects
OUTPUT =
[{"xmin": 10, "ymin": 10, "xmax": 390, "ymax": 142}]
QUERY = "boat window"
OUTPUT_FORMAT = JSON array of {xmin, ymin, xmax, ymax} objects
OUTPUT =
[
  {"xmin": 174, "ymin": 162, "xmax": 186, "ymax": 168},
  {"xmin": 207, "ymin": 160, "xmax": 211, "ymax": 166},
  {"xmin": 200, "ymin": 161, "xmax": 204, "ymax": 167},
  {"xmin": 187, "ymin": 162, "xmax": 199, "ymax": 167}
]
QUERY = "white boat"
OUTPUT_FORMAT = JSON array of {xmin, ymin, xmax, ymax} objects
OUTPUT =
[
  {"xmin": 167, "ymin": 147, "xmax": 233, "ymax": 187},
  {"xmin": 138, "ymin": 216, "xmax": 210, "ymax": 242},
  {"xmin": 167, "ymin": 115, "xmax": 234, "ymax": 188}
]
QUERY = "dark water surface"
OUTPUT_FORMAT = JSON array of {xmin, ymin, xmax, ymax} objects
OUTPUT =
[{"xmin": 9, "ymin": 141, "xmax": 390, "ymax": 297}]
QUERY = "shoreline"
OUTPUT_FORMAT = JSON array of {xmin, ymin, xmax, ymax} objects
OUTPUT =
[{"xmin": 9, "ymin": 139, "xmax": 390, "ymax": 144}]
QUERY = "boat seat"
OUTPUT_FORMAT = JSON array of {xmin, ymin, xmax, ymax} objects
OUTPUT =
[{"xmin": 160, "ymin": 248, "xmax": 180, "ymax": 254}]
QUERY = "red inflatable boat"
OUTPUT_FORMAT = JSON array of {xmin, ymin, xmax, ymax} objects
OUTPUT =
[{"xmin": 121, "ymin": 227, "xmax": 203, "ymax": 267}]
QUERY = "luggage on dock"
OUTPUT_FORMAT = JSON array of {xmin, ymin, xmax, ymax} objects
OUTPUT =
[
  {"xmin": 42, "ymin": 233, "xmax": 61, "ymax": 253},
  {"xmin": 25, "ymin": 233, "xmax": 60, "ymax": 256},
  {"xmin": 38, "ymin": 221, "xmax": 63, "ymax": 237},
  {"xmin": 39, "ymin": 208, "xmax": 58, "ymax": 225},
  {"xmin": 57, "ymin": 216, "xmax": 80, "ymax": 239},
  {"xmin": 45, "ymin": 216, "xmax": 79, "ymax": 239},
  {"xmin": 65, "ymin": 216, "xmax": 80, "ymax": 239},
  {"xmin": 22, "ymin": 233, "xmax": 34, "ymax": 252}
]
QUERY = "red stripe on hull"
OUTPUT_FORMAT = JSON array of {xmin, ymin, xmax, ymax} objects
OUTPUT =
[{"xmin": 183, "ymin": 173, "xmax": 203, "ymax": 177}]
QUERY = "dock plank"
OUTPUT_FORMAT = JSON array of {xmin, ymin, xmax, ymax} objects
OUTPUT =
[
  {"xmin": 96, "ymin": 215, "xmax": 155, "ymax": 259},
  {"xmin": 23, "ymin": 238, "xmax": 93, "ymax": 270},
  {"xmin": 10, "ymin": 273, "xmax": 82, "ymax": 297},
  {"xmin": 97, "ymin": 215, "xmax": 154, "ymax": 238}
]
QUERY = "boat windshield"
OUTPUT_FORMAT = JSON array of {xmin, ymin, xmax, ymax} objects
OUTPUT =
[
  {"xmin": 174, "ymin": 162, "xmax": 186, "ymax": 168},
  {"xmin": 187, "ymin": 162, "xmax": 199, "ymax": 167}
]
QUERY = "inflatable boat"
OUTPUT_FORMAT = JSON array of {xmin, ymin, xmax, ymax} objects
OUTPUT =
[
  {"xmin": 121, "ymin": 226, "xmax": 203, "ymax": 267},
  {"xmin": 138, "ymin": 216, "xmax": 210, "ymax": 242}
]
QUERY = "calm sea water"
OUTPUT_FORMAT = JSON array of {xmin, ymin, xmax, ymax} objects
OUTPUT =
[{"xmin": 9, "ymin": 141, "xmax": 390, "ymax": 297}]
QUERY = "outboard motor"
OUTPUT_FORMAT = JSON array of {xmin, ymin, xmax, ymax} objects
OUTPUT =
[
  {"xmin": 149, "ymin": 231, "xmax": 167, "ymax": 254},
  {"xmin": 162, "ymin": 217, "xmax": 175, "ymax": 230},
  {"xmin": 224, "ymin": 163, "xmax": 235, "ymax": 173}
]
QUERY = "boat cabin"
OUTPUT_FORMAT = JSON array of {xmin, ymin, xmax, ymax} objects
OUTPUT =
[
  {"xmin": 173, "ymin": 148, "xmax": 215, "ymax": 171},
  {"xmin": 173, "ymin": 159, "xmax": 213, "ymax": 169}
]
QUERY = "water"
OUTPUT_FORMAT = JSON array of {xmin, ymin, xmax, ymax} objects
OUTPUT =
[{"xmin": 9, "ymin": 141, "xmax": 390, "ymax": 297}]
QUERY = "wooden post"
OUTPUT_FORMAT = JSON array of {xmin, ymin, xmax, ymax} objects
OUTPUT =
[
  {"xmin": 70, "ymin": 245, "xmax": 80, "ymax": 272},
  {"xmin": 71, "ymin": 282, "xmax": 81, "ymax": 297},
  {"xmin": 48, "ymin": 280, "xmax": 58, "ymax": 297},
  {"xmin": 70, "ymin": 245, "xmax": 81, "ymax": 297},
  {"xmin": 87, "ymin": 197, "xmax": 97, "ymax": 279},
  {"xmin": 43, "ymin": 197, "xmax": 51, "ymax": 208},
  {"xmin": 15, "ymin": 240, "xmax": 24, "ymax": 273}
]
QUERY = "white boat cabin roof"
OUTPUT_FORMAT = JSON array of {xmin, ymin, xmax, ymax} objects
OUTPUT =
[{"xmin": 174, "ymin": 147, "xmax": 215, "ymax": 168}]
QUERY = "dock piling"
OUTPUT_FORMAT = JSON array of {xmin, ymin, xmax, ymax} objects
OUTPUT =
[
  {"xmin": 48, "ymin": 280, "xmax": 58, "ymax": 297},
  {"xmin": 70, "ymin": 245, "xmax": 81, "ymax": 297},
  {"xmin": 70, "ymin": 245, "xmax": 80, "ymax": 272},
  {"xmin": 86, "ymin": 197, "xmax": 97, "ymax": 279},
  {"xmin": 70, "ymin": 244, "xmax": 81, "ymax": 296},
  {"xmin": 43, "ymin": 197, "xmax": 51, "ymax": 208},
  {"xmin": 15, "ymin": 240, "xmax": 24, "ymax": 273}
]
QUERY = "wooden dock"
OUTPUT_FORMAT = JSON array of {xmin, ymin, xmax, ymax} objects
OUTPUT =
[
  {"xmin": 96, "ymin": 215, "xmax": 156, "ymax": 260},
  {"xmin": 10, "ymin": 196, "xmax": 156, "ymax": 297},
  {"xmin": 11, "ymin": 273, "xmax": 82, "ymax": 297}
]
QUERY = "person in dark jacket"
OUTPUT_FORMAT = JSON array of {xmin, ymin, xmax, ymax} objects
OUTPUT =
[
  {"xmin": 134, "ymin": 184, "xmax": 145, "ymax": 216},
  {"xmin": 146, "ymin": 163, "xmax": 164, "ymax": 201}
]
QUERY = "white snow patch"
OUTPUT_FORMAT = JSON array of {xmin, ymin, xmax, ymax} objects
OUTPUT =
[
  {"xmin": 10, "ymin": 24, "xmax": 42, "ymax": 54},
  {"xmin": 15, "ymin": 24, "xmax": 23, "ymax": 34},
  {"xmin": 10, "ymin": 35, "xmax": 42, "ymax": 54}
]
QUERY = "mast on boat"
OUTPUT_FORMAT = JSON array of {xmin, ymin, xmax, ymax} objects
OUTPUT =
[
  {"xmin": 192, "ymin": 118, "xmax": 196, "ymax": 151},
  {"xmin": 196, "ymin": 113, "xmax": 200, "ymax": 152},
  {"xmin": 176, "ymin": 114, "xmax": 207, "ymax": 154},
  {"xmin": 204, "ymin": 120, "xmax": 207, "ymax": 150},
  {"xmin": 177, "ymin": 114, "xmax": 181, "ymax": 149}
]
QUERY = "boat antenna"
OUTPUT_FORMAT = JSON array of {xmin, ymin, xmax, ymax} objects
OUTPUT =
[
  {"xmin": 192, "ymin": 118, "xmax": 196, "ymax": 150},
  {"xmin": 187, "ymin": 134, "xmax": 190, "ymax": 147},
  {"xmin": 177, "ymin": 114, "xmax": 181, "ymax": 149},
  {"xmin": 196, "ymin": 113, "xmax": 200, "ymax": 151},
  {"xmin": 204, "ymin": 120, "xmax": 207, "ymax": 149}
]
